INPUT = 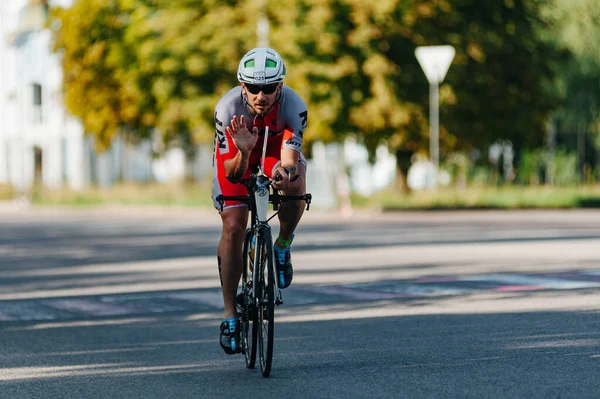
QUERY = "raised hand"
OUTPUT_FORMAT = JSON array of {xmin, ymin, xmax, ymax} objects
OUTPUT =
[{"xmin": 226, "ymin": 115, "xmax": 258, "ymax": 154}]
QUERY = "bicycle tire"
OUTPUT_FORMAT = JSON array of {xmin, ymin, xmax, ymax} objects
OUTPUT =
[
  {"xmin": 241, "ymin": 228, "xmax": 258, "ymax": 369},
  {"xmin": 256, "ymin": 226, "xmax": 275, "ymax": 378}
]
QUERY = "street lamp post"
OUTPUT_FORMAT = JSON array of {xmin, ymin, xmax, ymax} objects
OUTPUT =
[
  {"xmin": 256, "ymin": 0, "xmax": 269, "ymax": 47},
  {"xmin": 257, "ymin": 14, "xmax": 269, "ymax": 47},
  {"xmin": 429, "ymin": 80, "xmax": 439, "ymax": 185},
  {"xmin": 415, "ymin": 45, "xmax": 455, "ymax": 188}
]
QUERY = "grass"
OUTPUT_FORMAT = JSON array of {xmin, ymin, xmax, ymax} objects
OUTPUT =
[
  {"xmin": 3, "ymin": 182, "xmax": 600, "ymax": 210},
  {"xmin": 0, "ymin": 184, "xmax": 14, "ymax": 201},
  {"xmin": 26, "ymin": 181, "xmax": 214, "ymax": 208},
  {"xmin": 357, "ymin": 184, "xmax": 600, "ymax": 211}
]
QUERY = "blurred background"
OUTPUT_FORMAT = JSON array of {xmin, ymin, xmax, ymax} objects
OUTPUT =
[
  {"xmin": 0, "ymin": 0, "xmax": 599, "ymax": 211},
  {"xmin": 2, "ymin": 3, "xmax": 600, "ymax": 394}
]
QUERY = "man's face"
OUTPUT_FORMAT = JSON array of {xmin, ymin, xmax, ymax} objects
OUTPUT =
[{"xmin": 242, "ymin": 83, "xmax": 281, "ymax": 115}]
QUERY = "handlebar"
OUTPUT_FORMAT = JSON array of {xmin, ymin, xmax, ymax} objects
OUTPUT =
[
  {"xmin": 216, "ymin": 174, "xmax": 312, "ymax": 213},
  {"xmin": 216, "ymin": 192, "xmax": 312, "ymax": 213},
  {"xmin": 228, "ymin": 171, "xmax": 285, "ymax": 185}
]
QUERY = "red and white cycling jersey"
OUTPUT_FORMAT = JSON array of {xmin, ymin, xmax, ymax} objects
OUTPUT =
[{"xmin": 212, "ymin": 85, "xmax": 308, "ymax": 210}]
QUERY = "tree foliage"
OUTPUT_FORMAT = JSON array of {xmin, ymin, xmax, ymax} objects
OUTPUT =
[
  {"xmin": 51, "ymin": 0, "xmax": 563, "ymax": 160},
  {"xmin": 51, "ymin": 0, "xmax": 131, "ymax": 150},
  {"xmin": 543, "ymin": 0, "xmax": 600, "ymax": 135},
  {"xmin": 269, "ymin": 0, "xmax": 562, "ymax": 158},
  {"xmin": 52, "ymin": 0, "xmax": 256, "ymax": 151}
]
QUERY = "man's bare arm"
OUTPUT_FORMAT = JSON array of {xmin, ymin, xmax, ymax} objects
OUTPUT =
[
  {"xmin": 280, "ymin": 148, "xmax": 299, "ymax": 179},
  {"xmin": 224, "ymin": 151, "xmax": 251, "ymax": 179}
]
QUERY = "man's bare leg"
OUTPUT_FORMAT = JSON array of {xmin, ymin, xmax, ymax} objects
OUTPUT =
[
  {"xmin": 276, "ymin": 163, "xmax": 307, "ymax": 242},
  {"xmin": 218, "ymin": 206, "xmax": 248, "ymax": 319}
]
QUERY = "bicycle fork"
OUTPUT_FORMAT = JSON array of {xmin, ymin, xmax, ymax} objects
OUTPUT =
[
  {"xmin": 252, "ymin": 227, "xmax": 284, "ymax": 308},
  {"xmin": 253, "ymin": 175, "xmax": 284, "ymax": 307}
]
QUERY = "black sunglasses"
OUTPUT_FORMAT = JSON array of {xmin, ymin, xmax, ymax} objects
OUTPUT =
[{"xmin": 245, "ymin": 83, "xmax": 278, "ymax": 95}]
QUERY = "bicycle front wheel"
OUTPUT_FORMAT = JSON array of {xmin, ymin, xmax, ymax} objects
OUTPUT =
[
  {"xmin": 241, "ymin": 228, "xmax": 257, "ymax": 369},
  {"xmin": 256, "ymin": 226, "xmax": 275, "ymax": 378}
]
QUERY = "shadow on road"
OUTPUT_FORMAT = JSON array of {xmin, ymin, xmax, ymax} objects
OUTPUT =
[
  {"xmin": 2, "ymin": 216, "xmax": 600, "ymax": 271},
  {"xmin": 1, "ymin": 308, "xmax": 600, "ymax": 398},
  {"xmin": 2, "ymin": 211, "xmax": 600, "ymax": 397}
]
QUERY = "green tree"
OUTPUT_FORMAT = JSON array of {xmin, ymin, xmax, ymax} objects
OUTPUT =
[
  {"xmin": 543, "ymin": 0, "xmax": 600, "ymax": 175},
  {"xmin": 270, "ymin": 0, "xmax": 561, "ymax": 155},
  {"xmin": 120, "ymin": 0, "xmax": 258, "ymax": 151},
  {"xmin": 267, "ymin": 0, "xmax": 424, "ymax": 156},
  {"xmin": 383, "ymin": 0, "xmax": 561, "ymax": 156},
  {"xmin": 51, "ymin": 0, "xmax": 257, "ymax": 151},
  {"xmin": 268, "ymin": 0, "xmax": 562, "ymax": 189},
  {"xmin": 52, "ymin": 0, "xmax": 562, "ymax": 172},
  {"xmin": 51, "ymin": 0, "xmax": 133, "ymax": 150}
]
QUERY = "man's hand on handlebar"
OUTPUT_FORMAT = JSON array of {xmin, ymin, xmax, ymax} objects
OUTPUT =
[{"xmin": 272, "ymin": 166, "xmax": 290, "ymax": 191}]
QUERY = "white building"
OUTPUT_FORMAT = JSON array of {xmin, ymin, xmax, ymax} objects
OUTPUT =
[
  {"xmin": 0, "ymin": 0, "xmax": 88, "ymax": 191},
  {"xmin": 0, "ymin": 0, "xmax": 211, "ymax": 193}
]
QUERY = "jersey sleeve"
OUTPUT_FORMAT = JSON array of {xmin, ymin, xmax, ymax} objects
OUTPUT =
[
  {"xmin": 214, "ymin": 98, "xmax": 237, "ymax": 161},
  {"xmin": 281, "ymin": 90, "xmax": 308, "ymax": 153}
]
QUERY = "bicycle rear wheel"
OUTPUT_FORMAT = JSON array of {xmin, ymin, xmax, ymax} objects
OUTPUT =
[
  {"xmin": 256, "ymin": 226, "xmax": 275, "ymax": 378},
  {"xmin": 241, "ymin": 228, "xmax": 257, "ymax": 369}
]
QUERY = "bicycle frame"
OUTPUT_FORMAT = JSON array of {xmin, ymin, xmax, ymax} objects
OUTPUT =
[{"xmin": 217, "ymin": 173, "xmax": 312, "ymax": 297}]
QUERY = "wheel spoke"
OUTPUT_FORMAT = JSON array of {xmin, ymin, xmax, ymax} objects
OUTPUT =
[
  {"xmin": 242, "ymin": 229, "xmax": 257, "ymax": 369},
  {"xmin": 256, "ymin": 230, "xmax": 275, "ymax": 378}
]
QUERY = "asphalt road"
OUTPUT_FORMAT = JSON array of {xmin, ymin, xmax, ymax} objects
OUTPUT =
[{"xmin": 1, "ymin": 206, "xmax": 600, "ymax": 398}]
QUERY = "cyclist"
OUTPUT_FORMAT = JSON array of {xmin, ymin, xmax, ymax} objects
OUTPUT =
[{"xmin": 211, "ymin": 47, "xmax": 308, "ymax": 354}]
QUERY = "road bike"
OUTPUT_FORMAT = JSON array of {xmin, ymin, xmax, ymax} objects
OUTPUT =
[{"xmin": 216, "ymin": 170, "xmax": 311, "ymax": 378}]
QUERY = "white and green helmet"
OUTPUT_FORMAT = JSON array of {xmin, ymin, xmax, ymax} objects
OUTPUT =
[{"xmin": 237, "ymin": 47, "xmax": 286, "ymax": 85}]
